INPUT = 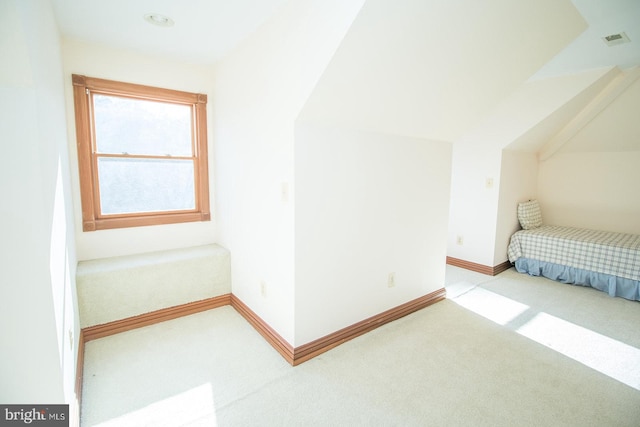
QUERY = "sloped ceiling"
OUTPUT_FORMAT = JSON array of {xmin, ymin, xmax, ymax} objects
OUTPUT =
[
  {"xmin": 297, "ymin": 0, "xmax": 586, "ymax": 142},
  {"xmin": 50, "ymin": 0, "xmax": 640, "ymax": 153},
  {"xmin": 560, "ymin": 71, "xmax": 640, "ymax": 152},
  {"xmin": 505, "ymin": 72, "xmax": 618, "ymax": 152},
  {"xmin": 533, "ymin": 0, "xmax": 640, "ymax": 79},
  {"xmin": 51, "ymin": 0, "xmax": 640, "ymax": 75},
  {"xmin": 490, "ymin": 67, "xmax": 622, "ymax": 152}
]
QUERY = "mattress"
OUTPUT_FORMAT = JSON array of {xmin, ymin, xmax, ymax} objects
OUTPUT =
[
  {"xmin": 508, "ymin": 225, "xmax": 640, "ymax": 281},
  {"xmin": 508, "ymin": 225, "xmax": 640, "ymax": 301}
]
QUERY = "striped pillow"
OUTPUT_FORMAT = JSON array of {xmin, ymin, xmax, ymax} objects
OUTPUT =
[{"xmin": 518, "ymin": 200, "xmax": 542, "ymax": 230}]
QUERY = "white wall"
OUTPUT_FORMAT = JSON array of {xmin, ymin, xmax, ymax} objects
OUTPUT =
[
  {"xmin": 0, "ymin": 0, "xmax": 79, "ymax": 411},
  {"xmin": 493, "ymin": 151, "xmax": 538, "ymax": 264},
  {"xmin": 61, "ymin": 39, "xmax": 217, "ymax": 260},
  {"xmin": 447, "ymin": 144, "xmax": 502, "ymax": 266},
  {"xmin": 538, "ymin": 75, "xmax": 640, "ymax": 235},
  {"xmin": 448, "ymin": 68, "xmax": 620, "ymax": 266},
  {"xmin": 293, "ymin": 1, "xmax": 585, "ymax": 271},
  {"xmin": 294, "ymin": 123, "xmax": 451, "ymax": 344},
  {"xmin": 539, "ymin": 151, "xmax": 640, "ymax": 234},
  {"xmin": 213, "ymin": 0, "xmax": 365, "ymax": 344}
]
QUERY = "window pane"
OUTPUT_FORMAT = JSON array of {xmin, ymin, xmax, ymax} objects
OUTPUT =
[
  {"xmin": 93, "ymin": 94, "xmax": 193, "ymax": 156},
  {"xmin": 98, "ymin": 158, "xmax": 195, "ymax": 215}
]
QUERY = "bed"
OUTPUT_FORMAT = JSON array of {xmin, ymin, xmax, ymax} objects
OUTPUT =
[{"xmin": 507, "ymin": 200, "xmax": 640, "ymax": 301}]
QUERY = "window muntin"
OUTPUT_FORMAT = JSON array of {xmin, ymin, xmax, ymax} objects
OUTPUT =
[{"xmin": 72, "ymin": 74, "xmax": 210, "ymax": 231}]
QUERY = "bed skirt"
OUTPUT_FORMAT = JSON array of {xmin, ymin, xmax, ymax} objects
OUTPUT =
[{"xmin": 514, "ymin": 258, "xmax": 640, "ymax": 302}]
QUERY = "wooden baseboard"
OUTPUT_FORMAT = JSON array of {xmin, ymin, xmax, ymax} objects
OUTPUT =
[
  {"xmin": 230, "ymin": 290, "xmax": 446, "ymax": 366},
  {"xmin": 492, "ymin": 260, "xmax": 512, "ymax": 275},
  {"xmin": 82, "ymin": 294, "xmax": 232, "ymax": 342},
  {"xmin": 446, "ymin": 257, "xmax": 511, "ymax": 276},
  {"xmin": 292, "ymin": 288, "xmax": 446, "ymax": 365},
  {"xmin": 230, "ymin": 295, "xmax": 295, "ymax": 364},
  {"xmin": 75, "ymin": 288, "xmax": 446, "ymax": 411}
]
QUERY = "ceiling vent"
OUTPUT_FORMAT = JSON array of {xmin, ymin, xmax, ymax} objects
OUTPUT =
[{"xmin": 602, "ymin": 32, "xmax": 630, "ymax": 47}]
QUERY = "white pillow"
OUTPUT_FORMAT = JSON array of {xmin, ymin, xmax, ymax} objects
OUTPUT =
[{"xmin": 518, "ymin": 200, "xmax": 542, "ymax": 230}]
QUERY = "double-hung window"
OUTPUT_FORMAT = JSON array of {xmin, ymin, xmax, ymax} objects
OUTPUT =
[{"xmin": 71, "ymin": 74, "xmax": 210, "ymax": 231}]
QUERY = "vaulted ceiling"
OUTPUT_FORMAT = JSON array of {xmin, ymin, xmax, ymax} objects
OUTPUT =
[
  {"xmin": 52, "ymin": 0, "xmax": 640, "ymax": 73},
  {"xmin": 296, "ymin": 0, "xmax": 586, "ymax": 142},
  {"xmin": 51, "ymin": 0, "xmax": 640, "ymax": 151},
  {"xmin": 532, "ymin": 0, "xmax": 640, "ymax": 79}
]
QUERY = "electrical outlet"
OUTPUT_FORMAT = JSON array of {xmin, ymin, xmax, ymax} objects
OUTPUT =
[
  {"xmin": 456, "ymin": 235, "xmax": 464, "ymax": 245},
  {"xmin": 387, "ymin": 272, "xmax": 396, "ymax": 288}
]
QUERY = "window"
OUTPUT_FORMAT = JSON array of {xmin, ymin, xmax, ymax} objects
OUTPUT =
[{"xmin": 71, "ymin": 74, "xmax": 210, "ymax": 231}]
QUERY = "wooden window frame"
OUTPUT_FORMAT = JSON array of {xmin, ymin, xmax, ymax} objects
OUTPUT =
[{"xmin": 72, "ymin": 74, "xmax": 210, "ymax": 232}]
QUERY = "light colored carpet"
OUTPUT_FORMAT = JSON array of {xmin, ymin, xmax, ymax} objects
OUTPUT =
[{"xmin": 81, "ymin": 266, "xmax": 640, "ymax": 426}]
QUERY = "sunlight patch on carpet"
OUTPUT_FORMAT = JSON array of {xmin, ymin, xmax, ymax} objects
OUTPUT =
[
  {"xmin": 517, "ymin": 312, "xmax": 640, "ymax": 391},
  {"xmin": 94, "ymin": 383, "xmax": 216, "ymax": 426},
  {"xmin": 452, "ymin": 285, "xmax": 640, "ymax": 392},
  {"xmin": 452, "ymin": 287, "xmax": 530, "ymax": 325}
]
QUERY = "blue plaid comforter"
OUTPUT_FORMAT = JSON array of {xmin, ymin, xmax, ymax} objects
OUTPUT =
[{"xmin": 508, "ymin": 225, "xmax": 640, "ymax": 282}]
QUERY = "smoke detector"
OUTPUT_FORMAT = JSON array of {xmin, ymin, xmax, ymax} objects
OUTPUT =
[{"xmin": 602, "ymin": 32, "xmax": 630, "ymax": 47}]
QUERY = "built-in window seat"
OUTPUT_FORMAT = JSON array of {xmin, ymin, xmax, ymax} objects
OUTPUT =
[{"xmin": 76, "ymin": 244, "xmax": 231, "ymax": 328}]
